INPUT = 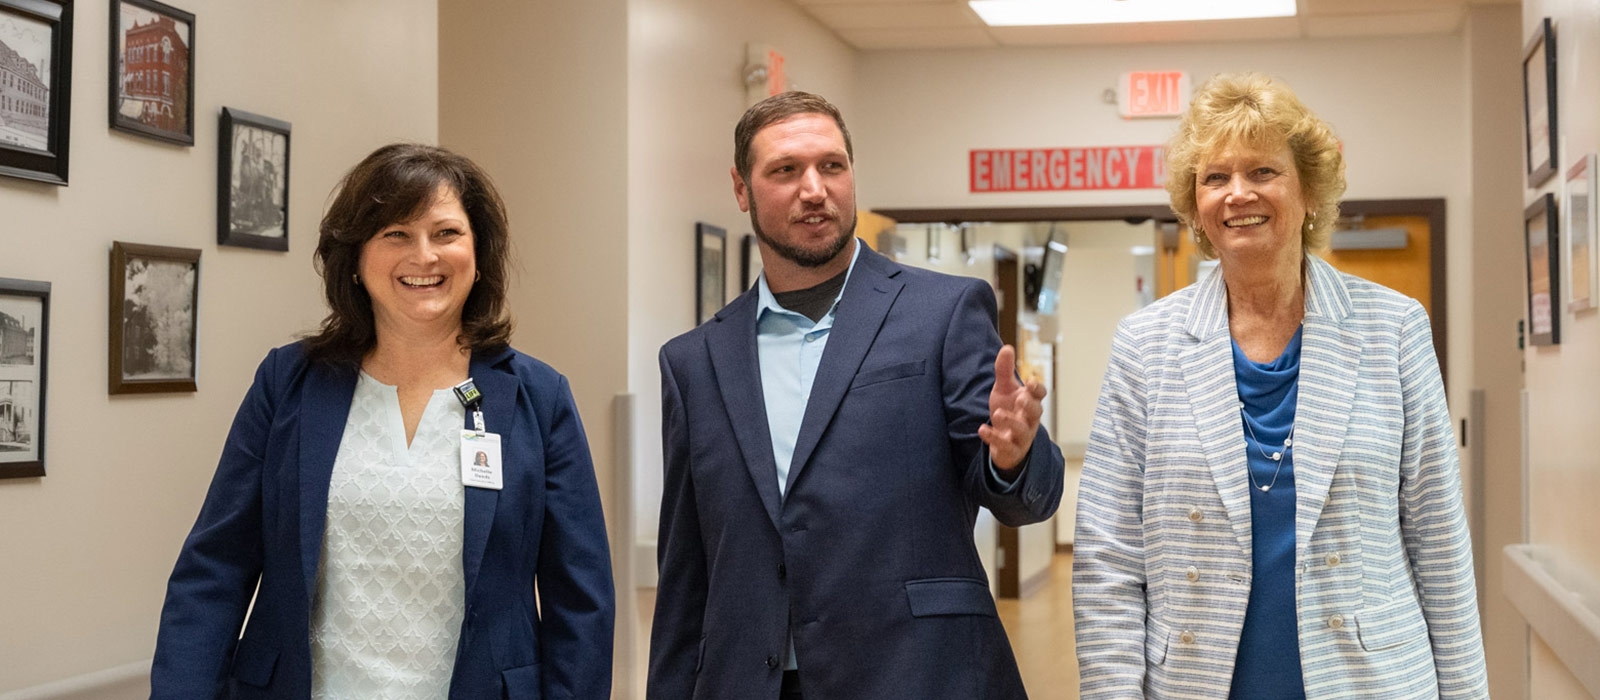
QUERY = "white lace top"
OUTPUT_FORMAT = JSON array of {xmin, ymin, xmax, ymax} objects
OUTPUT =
[{"xmin": 309, "ymin": 372, "xmax": 467, "ymax": 699}]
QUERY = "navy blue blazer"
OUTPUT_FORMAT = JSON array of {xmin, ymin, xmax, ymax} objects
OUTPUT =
[
  {"xmin": 150, "ymin": 342, "xmax": 614, "ymax": 700},
  {"xmin": 648, "ymin": 245, "xmax": 1065, "ymax": 700}
]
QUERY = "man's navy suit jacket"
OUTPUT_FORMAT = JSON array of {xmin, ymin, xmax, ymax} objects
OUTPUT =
[
  {"xmin": 649, "ymin": 244, "xmax": 1065, "ymax": 700},
  {"xmin": 149, "ymin": 343, "xmax": 614, "ymax": 699}
]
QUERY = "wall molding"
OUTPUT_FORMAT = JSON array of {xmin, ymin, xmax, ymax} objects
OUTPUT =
[{"xmin": 0, "ymin": 660, "xmax": 149, "ymax": 700}]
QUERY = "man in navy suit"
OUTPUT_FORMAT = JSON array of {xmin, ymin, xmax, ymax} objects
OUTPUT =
[{"xmin": 648, "ymin": 91, "xmax": 1065, "ymax": 700}]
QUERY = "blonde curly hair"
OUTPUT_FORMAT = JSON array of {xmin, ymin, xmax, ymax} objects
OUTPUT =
[{"xmin": 1165, "ymin": 73, "xmax": 1346, "ymax": 259}]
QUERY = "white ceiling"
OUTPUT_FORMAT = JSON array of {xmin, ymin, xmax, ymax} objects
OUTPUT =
[{"xmin": 787, "ymin": 0, "xmax": 1519, "ymax": 50}]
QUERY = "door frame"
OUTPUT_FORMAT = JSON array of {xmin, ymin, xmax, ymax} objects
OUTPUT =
[{"xmin": 873, "ymin": 198, "xmax": 1448, "ymax": 382}]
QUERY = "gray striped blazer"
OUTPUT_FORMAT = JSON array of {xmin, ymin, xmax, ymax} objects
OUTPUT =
[{"xmin": 1073, "ymin": 255, "xmax": 1488, "ymax": 700}]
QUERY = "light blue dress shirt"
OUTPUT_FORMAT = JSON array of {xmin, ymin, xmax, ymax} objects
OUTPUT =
[{"xmin": 756, "ymin": 242, "xmax": 863, "ymax": 499}]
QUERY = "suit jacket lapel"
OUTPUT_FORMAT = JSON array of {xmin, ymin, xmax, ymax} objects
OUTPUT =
[
  {"xmin": 299, "ymin": 360, "xmax": 357, "ymax": 603},
  {"xmin": 707, "ymin": 291, "xmax": 784, "ymax": 529},
  {"xmin": 1178, "ymin": 269, "xmax": 1254, "ymax": 558},
  {"xmin": 1292, "ymin": 256, "xmax": 1358, "ymax": 561},
  {"xmin": 463, "ymin": 348, "xmax": 515, "ymax": 597},
  {"xmin": 786, "ymin": 246, "xmax": 904, "ymax": 495}
]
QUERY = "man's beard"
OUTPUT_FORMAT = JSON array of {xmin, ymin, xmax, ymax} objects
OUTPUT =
[{"xmin": 749, "ymin": 198, "xmax": 856, "ymax": 268}]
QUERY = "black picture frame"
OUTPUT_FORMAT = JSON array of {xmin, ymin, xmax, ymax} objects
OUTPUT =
[
  {"xmin": 0, "ymin": 0, "xmax": 73, "ymax": 185},
  {"xmin": 110, "ymin": 241, "xmax": 200, "ymax": 394},
  {"xmin": 740, "ymin": 233, "xmax": 761, "ymax": 292},
  {"xmin": 696, "ymin": 222, "xmax": 726, "ymax": 325},
  {"xmin": 217, "ymin": 107, "xmax": 291, "ymax": 250},
  {"xmin": 1523, "ymin": 17, "xmax": 1558, "ymax": 187},
  {"xmin": 109, "ymin": 0, "xmax": 194, "ymax": 146},
  {"xmin": 0, "ymin": 277, "xmax": 48, "ymax": 479},
  {"xmin": 1524, "ymin": 193, "xmax": 1560, "ymax": 346}
]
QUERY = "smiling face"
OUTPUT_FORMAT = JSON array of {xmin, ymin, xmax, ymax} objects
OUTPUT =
[
  {"xmin": 732, "ymin": 112, "xmax": 857, "ymax": 268},
  {"xmin": 1195, "ymin": 139, "xmax": 1312, "ymax": 268},
  {"xmin": 358, "ymin": 185, "xmax": 476, "ymax": 337}
]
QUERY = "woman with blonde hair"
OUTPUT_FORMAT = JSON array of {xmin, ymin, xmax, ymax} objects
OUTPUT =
[{"xmin": 1073, "ymin": 73, "xmax": 1488, "ymax": 699}]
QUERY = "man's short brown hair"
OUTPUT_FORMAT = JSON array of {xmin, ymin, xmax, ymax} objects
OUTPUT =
[{"xmin": 734, "ymin": 91, "xmax": 853, "ymax": 182}]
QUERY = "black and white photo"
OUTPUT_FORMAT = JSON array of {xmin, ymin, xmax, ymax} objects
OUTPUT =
[
  {"xmin": 696, "ymin": 222, "xmax": 726, "ymax": 325},
  {"xmin": 110, "ymin": 0, "xmax": 195, "ymax": 145},
  {"xmin": 218, "ymin": 107, "xmax": 291, "ymax": 250},
  {"xmin": 0, "ymin": 0, "xmax": 71, "ymax": 184},
  {"xmin": 110, "ymin": 242, "xmax": 199, "ymax": 394},
  {"xmin": 0, "ymin": 277, "xmax": 48, "ymax": 478}
]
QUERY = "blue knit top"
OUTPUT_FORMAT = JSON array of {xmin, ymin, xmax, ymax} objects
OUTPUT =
[{"xmin": 1228, "ymin": 325, "xmax": 1307, "ymax": 700}]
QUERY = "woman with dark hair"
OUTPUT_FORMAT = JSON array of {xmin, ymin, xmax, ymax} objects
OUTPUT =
[{"xmin": 151, "ymin": 144, "xmax": 614, "ymax": 699}]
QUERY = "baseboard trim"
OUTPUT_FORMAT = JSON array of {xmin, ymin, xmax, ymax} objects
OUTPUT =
[{"xmin": 0, "ymin": 660, "xmax": 150, "ymax": 700}]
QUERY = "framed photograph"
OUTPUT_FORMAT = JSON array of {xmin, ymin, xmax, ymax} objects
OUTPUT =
[
  {"xmin": 740, "ymin": 233, "xmax": 762, "ymax": 292},
  {"xmin": 0, "ymin": 278, "xmax": 47, "ymax": 479},
  {"xmin": 0, "ymin": 0, "xmax": 72, "ymax": 184},
  {"xmin": 1524, "ymin": 193, "xmax": 1560, "ymax": 346},
  {"xmin": 109, "ymin": 0, "xmax": 194, "ymax": 145},
  {"xmin": 1523, "ymin": 17, "xmax": 1557, "ymax": 187},
  {"xmin": 110, "ymin": 242, "xmax": 199, "ymax": 393},
  {"xmin": 696, "ymin": 222, "xmax": 726, "ymax": 325},
  {"xmin": 218, "ymin": 107, "xmax": 291, "ymax": 250},
  {"xmin": 1565, "ymin": 154, "xmax": 1597, "ymax": 312}
]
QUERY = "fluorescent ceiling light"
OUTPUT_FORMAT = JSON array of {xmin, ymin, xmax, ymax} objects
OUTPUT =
[{"xmin": 968, "ymin": 0, "xmax": 1297, "ymax": 27}]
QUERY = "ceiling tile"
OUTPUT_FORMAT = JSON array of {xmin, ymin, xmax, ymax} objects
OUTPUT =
[
  {"xmin": 1301, "ymin": 0, "xmax": 1462, "ymax": 16},
  {"xmin": 989, "ymin": 17, "xmax": 1300, "ymax": 47},
  {"xmin": 805, "ymin": 3, "xmax": 978, "ymax": 30},
  {"xmin": 1303, "ymin": 9, "xmax": 1465, "ymax": 37},
  {"xmin": 836, "ymin": 26, "xmax": 999, "ymax": 50}
]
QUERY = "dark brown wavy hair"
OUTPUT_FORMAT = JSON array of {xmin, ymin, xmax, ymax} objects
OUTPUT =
[{"xmin": 304, "ymin": 143, "xmax": 513, "ymax": 366}]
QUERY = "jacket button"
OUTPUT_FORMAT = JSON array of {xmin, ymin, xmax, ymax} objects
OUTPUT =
[
  {"xmin": 1328, "ymin": 614, "xmax": 1344, "ymax": 629},
  {"xmin": 778, "ymin": 564, "xmax": 787, "ymax": 580},
  {"xmin": 1179, "ymin": 630, "xmax": 1196, "ymax": 644},
  {"xmin": 1325, "ymin": 553, "xmax": 1341, "ymax": 567},
  {"xmin": 1187, "ymin": 506, "xmax": 1203, "ymax": 522},
  {"xmin": 1185, "ymin": 566, "xmax": 1199, "ymax": 582},
  {"xmin": 766, "ymin": 655, "xmax": 779, "ymax": 669}
]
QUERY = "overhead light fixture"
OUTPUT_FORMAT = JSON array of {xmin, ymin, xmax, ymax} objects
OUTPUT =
[{"xmin": 968, "ymin": 0, "xmax": 1297, "ymax": 27}]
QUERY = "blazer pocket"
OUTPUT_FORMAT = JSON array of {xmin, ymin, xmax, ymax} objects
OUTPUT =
[
  {"xmin": 905, "ymin": 577, "xmax": 998, "ymax": 618},
  {"xmin": 501, "ymin": 662, "xmax": 542, "ymax": 699},
  {"xmin": 230, "ymin": 637, "xmax": 278, "ymax": 688},
  {"xmin": 1356, "ymin": 596, "xmax": 1429, "ymax": 652},
  {"xmin": 1145, "ymin": 620, "xmax": 1172, "ymax": 666},
  {"xmin": 850, "ymin": 359, "xmax": 927, "ymax": 389}
]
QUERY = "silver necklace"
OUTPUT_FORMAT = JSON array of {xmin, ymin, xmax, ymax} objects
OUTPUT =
[{"xmin": 1240, "ymin": 406, "xmax": 1294, "ymax": 492}]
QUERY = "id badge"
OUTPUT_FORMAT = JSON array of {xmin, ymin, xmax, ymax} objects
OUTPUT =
[{"xmin": 460, "ymin": 430, "xmax": 504, "ymax": 490}]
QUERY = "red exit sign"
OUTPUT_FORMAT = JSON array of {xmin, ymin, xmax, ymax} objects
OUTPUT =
[{"xmin": 1119, "ymin": 71, "xmax": 1190, "ymax": 118}]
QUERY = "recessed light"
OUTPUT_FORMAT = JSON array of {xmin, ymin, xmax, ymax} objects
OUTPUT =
[{"xmin": 968, "ymin": 0, "xmax": 1297, "ymax": 27}]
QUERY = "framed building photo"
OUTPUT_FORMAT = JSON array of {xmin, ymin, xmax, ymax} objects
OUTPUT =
[
  {"xmin": 1523, "ymin": 17, "xmax": 1557, "ymax": 187},
  {"xmin": 740, "ymin": 233, "xmax": 762, "ymax": 292},
  {"xmin": 1565, "ymin": 154, "xmax": 1597, "ymax": 312},
  {"xmin": 696, "ymin": 222, "xmax": 726, "ymax": 325},
  {"xmin": 109, "ymin": 0, "xmax": 194, "ymax": 146},
  {"xmin": 0, "ymin": 0, "xmax": 72, "ymax": 184},
  {"xmin": 218, "ymin": 107, "xmax": 290, "ymax": 250},
  {"xmin": 0, "ymin": 277, "xmax": 48, "ymax": 479},
  {"xmin": 1524, "ymin": 193, "xmax": 1560, "ymax": 346},
  {"xmin": 110, "ymin": 242, "xmax": 199, "ymax": 394}
]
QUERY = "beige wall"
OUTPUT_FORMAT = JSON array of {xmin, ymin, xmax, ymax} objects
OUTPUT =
[
  {"xmin": 1518, "ymin": 0, "xmax": 1600, "ymax": 697},
  {"xmin": 626, "ymin": 0, "xmax": 858, "ymax": 552},
  {"xmin": 0, "ymin": 0, "xmax": 439, "ymax": 692},
  {"xmin": 1464, "ymin": 5, "xmax": 1531, "ymax": 700}
]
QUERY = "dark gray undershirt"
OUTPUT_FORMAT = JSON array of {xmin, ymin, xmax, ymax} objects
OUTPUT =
[{"xmin": 771, "ymin": 267, "xmax": 849, "ymax": 323}]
